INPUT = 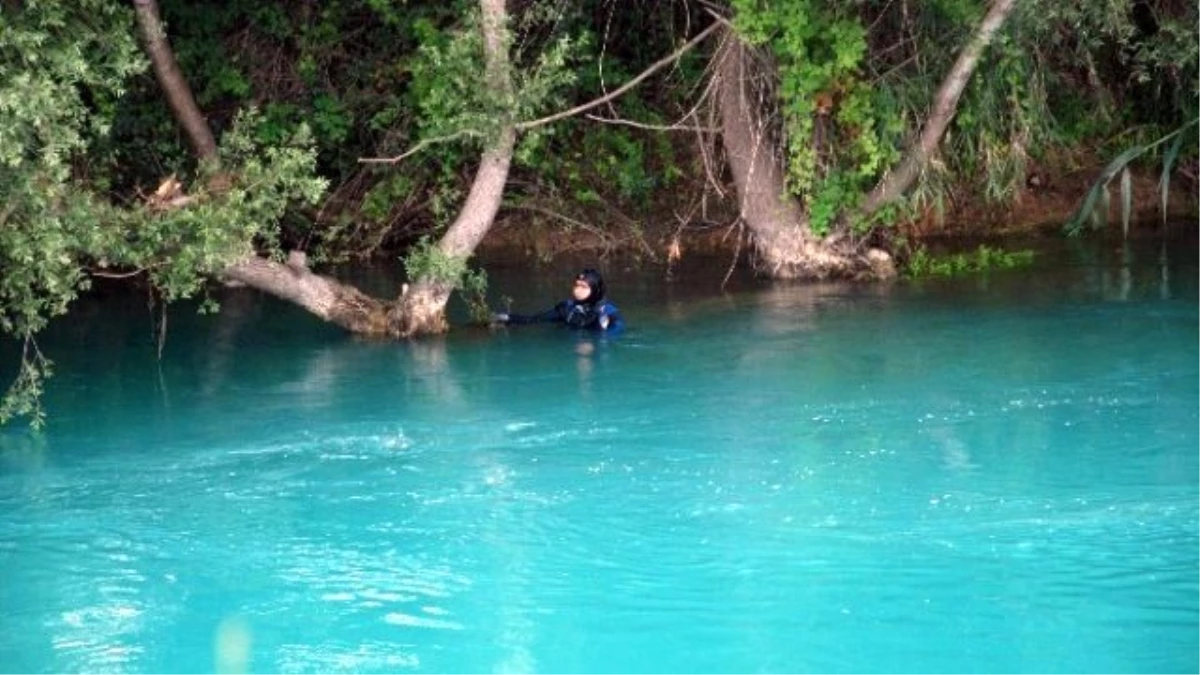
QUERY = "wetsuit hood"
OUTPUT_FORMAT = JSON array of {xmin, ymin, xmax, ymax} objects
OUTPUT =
[{"xmin": 575, "ymin": 268, "xmax": 606, "ymax": 305}]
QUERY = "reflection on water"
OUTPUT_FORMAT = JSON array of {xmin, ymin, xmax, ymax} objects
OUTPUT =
[{"xmin": 0, "ymin": 231, "xmax": 1196, "ymax": 673}]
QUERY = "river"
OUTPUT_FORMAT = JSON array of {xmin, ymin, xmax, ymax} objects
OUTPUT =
[{"xmin": 1, "ymin": 230, "xmax": 1196, "ymax": 673}]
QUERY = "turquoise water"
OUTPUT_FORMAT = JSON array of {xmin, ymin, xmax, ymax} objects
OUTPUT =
[{"xmin": 1, "ymin": 236, "xmax": 1197, "ymax": 673}]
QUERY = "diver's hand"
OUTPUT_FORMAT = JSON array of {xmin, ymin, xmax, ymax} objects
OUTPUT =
[
  {"xmin": 598, "ymin": 314, "xmax": 610, "ymax": 330},
  {"xmin": 490, "ymin": 312, "xmax": 510, "ymax": 324}
]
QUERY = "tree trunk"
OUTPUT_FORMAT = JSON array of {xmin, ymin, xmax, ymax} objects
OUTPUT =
[
  {"xmin": 133, "ymin": 0, "xmax": 397, "ymax": 336},
  {"xmin": 716, "ymin": 34, "xmax": 883, "ymax": 280},
  {"xmin": 224, "ymin": 253, "xmax": 393, "ymax": 335},
  {"xmin": 132, "ymin": 0, "xmax": 218, "ymax": 163},
  {"xmin": 859, "ymin": 0, "xmax": 1019, "ymax": 218},
  {"xmin": 389, "ymin": 0, "xmax": 517, "ymax": 336}
]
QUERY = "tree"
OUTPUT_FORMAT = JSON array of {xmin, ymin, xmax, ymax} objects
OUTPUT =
[
  {"xmin": 0, "ymin": 1, "xmax": 146, "ymax": 425},
  {"xmin": 4, "ymin": 0, "xmax": 1193, "ymax": 426},
  {"xmin": 123, "ymin": 0, "xmax": 516, "ymax": 338},
  {"xmin": 714, "ymin": 0, "xmax": 1018, "ymax": 279},
  {"xmin": 1, "ymin": 1, "xmax": 325, "ymax": 425},
  {"xmin": 132, "ymin": 0, "xmax": 217, "ymax": 163},
  {"xmin": 857, "ymin": 0, "xmax": 1019, "ymax": 218},
  {"xmin": 715, "ymin": 33, "xmax": 874, "ymax": 279},
  {"xmin": 387, "ymin": 0, "xmax": 517, "ymax": 336}
]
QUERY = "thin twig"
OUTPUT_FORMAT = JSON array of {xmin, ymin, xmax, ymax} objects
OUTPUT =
[
  {"xmin": 516, "ymin": 21, "xmax": 721, "ymax": 131},
  {"xmin": 510, "ymin": 203, "xmax": 595, "ymax": 231},
  {"xmin": 721, "ymin": 219, "xmax": 743, "ymax": 291},
  {"xmin": 92, "ymin": 268, "xmax": 147, "ymax": 279},
  {"xmin": 358, "ymin": 129, "xmax": 482, "ymax": 165},
  {"xmin": 583, "ymin": 113, "xmax": 717, "ymax": 133},
  {"xmin": 870, "ymin": 53, "xmax": 919, "ymax": 85}
]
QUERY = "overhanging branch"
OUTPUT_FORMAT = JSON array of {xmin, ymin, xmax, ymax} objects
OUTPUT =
[
  {"xmin": 360, "ymin": 21, "xmax": 720, "ymax": 164},
  {"xmin": 515, "ymin": 21, "xmax": 720, "ymax": 131}
]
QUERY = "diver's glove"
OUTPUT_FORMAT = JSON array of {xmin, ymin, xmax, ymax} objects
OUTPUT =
[{"xmin": 490, "ymin": 312, "xmax": 510, "ymax": 324}]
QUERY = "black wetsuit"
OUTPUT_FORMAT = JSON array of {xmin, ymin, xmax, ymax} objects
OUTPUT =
[{"xmin": 506, "ymin": 299, "xmax": 625, "ymax": 333}]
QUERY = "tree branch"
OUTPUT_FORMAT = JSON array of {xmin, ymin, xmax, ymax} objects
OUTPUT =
[
  {"xmin": 584, "ymin": 113, "xmax": 717, "ymax": 133},
  {"xmin": 223, "ymin": 255, "xmax": 391, "ymax": 334},
  {"xmin": 859, "ymin": 0, "xmax": 1018, "ymax": 219},
  {"xmin": 515, "ymin": 21, "xmax": 720, "ymax": 131},
  {"xmin": 358, "ymin": 130, "xmax": 482, "ymax": 164},
  {"xmin": 357, "ymin": 21, "xmax": 719, "ymax": 165},
  {"xmin": 132, "ymin": 0, "xmax": 218, "ymax": 163}
]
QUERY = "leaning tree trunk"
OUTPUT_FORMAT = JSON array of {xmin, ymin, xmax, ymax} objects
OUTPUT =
[
  {"xmin": 132, "ymin": 0, "xmax": 218, "ymax": 163},
  {"xmin": 388, "ymin": 0, "xmax": 517, "ymax": 337},
  {"xmin": 223, "ymin": 253, "xmax": 392, "ymax": 334},
  {"xmin": 134, "ymin": 0, "xmax": 396, "ymax": 334},
  {"xmin": 859, "ymin": 0, "xmax": 1019, "ymax": 217},
  {"xmin": 715, "ymin": 35, "xmax": 865, "ymax": 280}
]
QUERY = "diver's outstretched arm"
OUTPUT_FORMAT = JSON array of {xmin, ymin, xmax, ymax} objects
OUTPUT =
[{"xmin": 492, "ymin": 301, "xmax": 566, "ymax": 325}]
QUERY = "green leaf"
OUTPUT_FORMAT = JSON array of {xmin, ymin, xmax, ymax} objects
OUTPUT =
[
  {"xmin": 1160, "ymin": 129, "xmax": 1185, "ymax": 225},
  {"xmin": 1064, "ymin": 144, "xmax": 1143, "ymax": 235},
  {"xmin": 1119, "ymin": 166, "xmax": 1132, "ymax": 239}
]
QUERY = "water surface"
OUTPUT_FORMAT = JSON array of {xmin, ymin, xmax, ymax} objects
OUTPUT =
[{"xmin": 1, "ymin": 234, "xmax": 1196, "ymax": 673}]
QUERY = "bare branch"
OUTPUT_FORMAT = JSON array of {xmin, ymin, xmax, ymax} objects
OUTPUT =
[
  {"xmin": 91, "ymin": 268, "xmax": 148, "ymax": 279},
  {"xmin": 223, "ymin": 255, "xmax": 391, "ymax": 334},
  {"xmin": 358, "ymin": 130, "xmax": 483, "ymax": 164},
  {"xmin": 516, "ymin": 21, "xmax": 721, "ymax": 131},
  {"xmin": 583, "ymin": 114, "xmax": 717, "ymax": 133}
]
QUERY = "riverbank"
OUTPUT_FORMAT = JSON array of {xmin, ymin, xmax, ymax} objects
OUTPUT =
[{"xmin": 477, "ymin": 165, "xmax": 1198, "ymax": 263}]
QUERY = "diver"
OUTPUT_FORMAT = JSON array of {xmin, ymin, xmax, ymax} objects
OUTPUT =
[{"xmin": 491, "ymin": 268, "xmax": 625, "ymax": 333}]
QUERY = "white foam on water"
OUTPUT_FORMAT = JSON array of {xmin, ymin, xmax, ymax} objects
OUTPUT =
[{"xmin": 383, "ymin": 611, "xmax": 464, "ymax": 630}]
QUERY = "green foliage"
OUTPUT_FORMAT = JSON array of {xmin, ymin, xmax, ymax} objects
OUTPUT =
[
  {"xmin": 362, "ymin": 0, "xmax": 412, "ymax": 27},
  {"xmin": 407, "ymin": 5, "xmax": 583, "ymax": 152},
  {"xmin": 0, "ymin": 1, "xmax": 144, "ymax": 425},
  {"xmin": 0, "ymin": 338, "xmax": 52, "ymax": 430},
  {"xmin": 256, "ymin": 103, "xmax": 302, "ymax": 146},
  {"xmin": 582, "ymin": 129, "xmax": 655, "ymax": 204},
  {"xmin": 730, "ymin": 0, "xmax": 1197, "ymax": 234},
  {"xmin": 903, "ymin": 244, "xmax": 1035, "ymax": 278},
  {"xmin": 404, "ymin": 236, "xmax": 471, "ymax": 286},
  {"xmin": 113, "ymin": 111, "xmax": 328, "ymax": 303},
  {"xmin": 945, "ymin": 34, "xmax": 1049, "ymax": 204},
  {"xmin": 507, "ymin": 1, "xmax": 692, "ymax": 218},
  {"xmin": 0, "ymin": 0, "xmax": 325, "ymax": 426},
  {"xmin": 807, "ymin": 171, "xmax": 859, "ymax": 236},
  {"xmin": 310, "ymin": 94, "xmax": 352, "ymax": 146},
  {"xmin": 511, "ymin": 19, "xmax": 585, "ymax": 126},
  {"xmin": 407, "ymin": 11, "xmax": 505, "ymax": 152},
  {"xmin": 1063, "ymin": 118, "xmax": 1199, "ymax": 237},
  {"xmin": 362, "ymin": 174, "xmax": 417, "ymax": 223},
  {"xmin": 1019, "ymin": 0, "xmax": 1197, "ymax": 162},
  {"xmin": 0, "ymin": 0, "xmax": 146, "ymax": 337},
  {"xmin": 402, "ymin": 236, "xmax": 490, "ymax": 322},
  {"xmin": 732, "ymin": 0, "xmax": 900, "ymax": 230}
]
